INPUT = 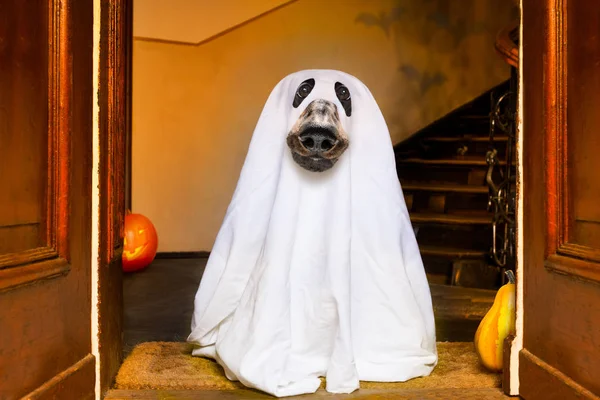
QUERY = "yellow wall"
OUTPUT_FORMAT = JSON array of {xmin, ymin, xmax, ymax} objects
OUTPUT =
[
  {"xmin": 132, "ymin": 0, "xmax": 517, "ymax": 252},
  {"xmin": 133, "ymin": 0, "xmax": 292, "ymax": 44}
]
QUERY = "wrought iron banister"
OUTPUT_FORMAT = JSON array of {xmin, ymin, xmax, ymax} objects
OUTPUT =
[{"xmin": 486, "ymin": 21, "xmax": 519, "ymax": 280}]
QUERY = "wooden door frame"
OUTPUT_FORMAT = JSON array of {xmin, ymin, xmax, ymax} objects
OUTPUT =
[
  {"xmin": 96, "ymin": 0, "xmax": 133, "ymax": 397},
  {"xmin": 94, "ymin": 2, "xmax": 537, "ymax": 397},
  {"xmin": 501, "ymin": 6, "xmax": 525, "ymax": 396}
]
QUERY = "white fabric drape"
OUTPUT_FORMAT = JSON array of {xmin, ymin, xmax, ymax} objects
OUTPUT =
[{"xmin": 188, "ymin": 70, "xmax": 437, "ymax": 397}]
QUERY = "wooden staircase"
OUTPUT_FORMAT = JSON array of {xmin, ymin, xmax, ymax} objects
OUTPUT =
[{"xmin": 395, "ymin": 80, "xmax": 514, "ymax": 290}]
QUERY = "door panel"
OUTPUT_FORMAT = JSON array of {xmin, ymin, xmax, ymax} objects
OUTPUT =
[
  {"xmin": 0, "ymin": 0, "xmax": 48, "ymax": 257},
  {"xmin": 0, "ymin": 1, "xmax": 95, "ymax": 399},
  {"xmin": 0, "ymin": 0, "xmax": 68, "ymax": 290},
  {"xmin": 521, "ymin": 1, "xmax": 600, "ymax": 399},
  {"xmin": 567, "ymin": 1, "xmax": 600, "ymax": 252}
]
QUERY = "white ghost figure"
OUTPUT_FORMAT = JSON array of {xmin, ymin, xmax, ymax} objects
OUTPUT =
[{"xmin": 187, "ymin": 70, "xmax": 437, "ymax": 397}]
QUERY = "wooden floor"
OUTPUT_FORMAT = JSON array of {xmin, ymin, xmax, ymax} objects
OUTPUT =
[
  {"xmin": 123, "ymin": 257, "xmax": 496, "ymax": 356},
  {"xmin": 123, "ymin": 257, "xmax": 207, "ymax": 355}
]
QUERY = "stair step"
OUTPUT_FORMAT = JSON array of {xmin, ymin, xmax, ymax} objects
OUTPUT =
[
  {"xmin": 423, "ymin": 135, "xmax": 509, "ymax": 143},
  {"xmin": 430, "ymin": 282, "xmax": 495, "ymax": 302},
  {"xmin": 426, "ymin": 273, "xmax": 449, "ymax": 285},
  {"xmin": 411, "ymin": 136, "xmax": 509, "ymax": 161},
  {"xmin": 431, "ymin": 282, "xmax": 496, "ymax": 339},
  {"xmin": 398, "ymin": 164, "xmax": 494, "ymax": 186},
  {"xmin": 411, "ymin": 212, "xmax": 491, "ymax": 225},
  {"xmin": 420, "ymin": 245, "xmax": 487, "ymax": 259},
  {"xmin": 430, "ymin": 283, "xmax": 495, "ymax": 320},
  {"xmin": 402, "ymin": 182, "xmax": 488, "ymax": 194},
  {"xmin": 416, "ymin": 223, "xmax": 491, "ymax": 252},
  {"xmin": 398, "ymin": 156, "xmax": 507, "ymax": 167}
]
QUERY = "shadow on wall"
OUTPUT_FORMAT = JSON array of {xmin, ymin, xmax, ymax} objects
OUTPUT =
[
  {"xmin": 354, "ymin": 0, "xmax": 519, "ymax": 138},
  {"xmin": 132, "ymin": 0, "xmax": 519, "ymax": 252}
]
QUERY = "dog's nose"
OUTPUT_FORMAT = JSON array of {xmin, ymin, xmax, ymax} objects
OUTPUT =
[{"xmin": 299, "ymin": 130, "xmax": 336, "ymax": 154}]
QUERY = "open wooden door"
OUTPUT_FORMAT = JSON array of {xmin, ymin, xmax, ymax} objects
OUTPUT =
[
  {"xmin": 521, "ymin": 1, "xmax": 600, "ymax": 398},
  {"xmin": 0, "ymin": 1, "xmax": 95, "ymax": 399}
]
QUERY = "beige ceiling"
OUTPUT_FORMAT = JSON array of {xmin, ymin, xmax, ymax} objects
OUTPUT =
[{"xmin": 133, "ymin": 0, "xmax": 294, "ymax": 44}]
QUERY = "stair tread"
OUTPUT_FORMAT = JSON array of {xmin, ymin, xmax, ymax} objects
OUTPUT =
[
  {"xmin": 429, "ymin": 283, "xmax": 495, "ymax": 320},
  {"xmin": 398, "ymin": 156, "xmax": 507, "ymax": 166},
  {"xmin": 402, "ymin": 182, "xmax": 488, "ymax": 194},
  {"xmin": 420, "ymin": 245, "xmax": 488, "ymax": 258},
  {"xmin": 423, "ymin": 135, "xmax": 509, "ymax": 143},
  {"xmin": 430, "ymin": 282, "xmax": 496, "ymax": 299},
  {"xmin": 410, "ymin": 211, "xmax": 491, "ymax": 225}
]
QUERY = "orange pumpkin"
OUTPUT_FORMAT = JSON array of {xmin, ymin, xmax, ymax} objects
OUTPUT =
[{"xmin": 122, "ymin": 211, "xmax": 158, "ymax": 272}]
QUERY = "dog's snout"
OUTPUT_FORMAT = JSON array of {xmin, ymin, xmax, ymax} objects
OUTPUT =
[
  {"xmin": 299, "ymin": 130, "xmax": 336, "ymax": 153},
  {"xmin": 287, "ymin": 97, "xmax": 349, "ymax": 172}
]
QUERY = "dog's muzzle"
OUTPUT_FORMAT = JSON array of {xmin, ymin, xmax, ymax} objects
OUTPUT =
[{"xmin": 286, "ymin": 99, "xmax": 349, "ymax": 172}]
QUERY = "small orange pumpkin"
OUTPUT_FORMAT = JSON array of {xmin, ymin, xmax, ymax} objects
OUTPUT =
[{"xmin": 122, "ymin": 211, "xmax": 158, "ymax": 272}]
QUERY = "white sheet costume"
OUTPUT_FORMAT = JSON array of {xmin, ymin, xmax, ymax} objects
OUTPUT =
[{"xmin": 187, "ymin": 70, "xmax": 437, "ymax": 397}]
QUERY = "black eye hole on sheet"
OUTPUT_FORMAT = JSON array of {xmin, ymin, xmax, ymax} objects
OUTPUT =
[
  {"xmin": 335, "ymin": 82, "xmax": 352, "ymax": 117},
  {"xmin": 293, "ymin": 78, "xmax": 315, "ymax": 108}
]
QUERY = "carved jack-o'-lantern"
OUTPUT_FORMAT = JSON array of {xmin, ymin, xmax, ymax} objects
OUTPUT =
[{"xmin": 122, "ymin": 211, "xmax": 158, "ymax": 272}]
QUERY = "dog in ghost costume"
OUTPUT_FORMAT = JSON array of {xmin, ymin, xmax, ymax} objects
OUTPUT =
[{"xmin": 187, "ymin": 70, "xmax": 437, "ymax": 397}]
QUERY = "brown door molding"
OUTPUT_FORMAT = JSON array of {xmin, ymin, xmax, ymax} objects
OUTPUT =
[{"xmin": 97, "ymin": 0, "xmax": 133, "ymax": 396}]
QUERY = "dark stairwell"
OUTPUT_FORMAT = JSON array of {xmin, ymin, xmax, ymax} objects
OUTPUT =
[
  {"xmin": 397, "ymin": 79, "xmax": 514, "ymax": 286},
  {"xmin": 396, "ymin": 22, "xmax": 519, "ymax": 340}
]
